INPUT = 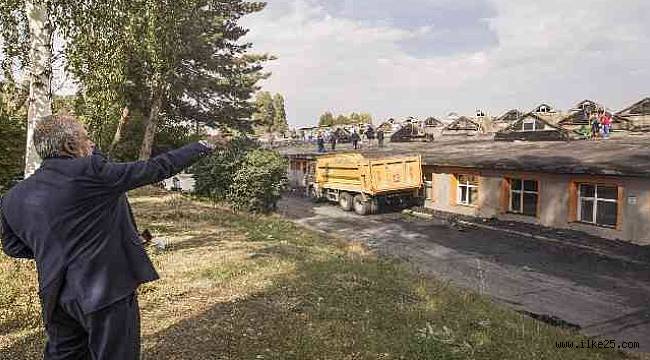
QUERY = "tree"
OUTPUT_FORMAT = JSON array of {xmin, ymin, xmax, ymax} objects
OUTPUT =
[
  {"xmin": 359, "ymin": 112, "xmax": 373, "ymax": 124},
  {"xmin": 319, "ymin": 111, "xmax": 334, "ymax": 127},
  {"xmin": 0, "ymin": 80, "xmax": 28, "ymax": 190},
  {"xmin": 3, "ymin": 1, "xmax": 270, "ymax": 163},
  {"xmin": 252, "ymin": 91, "xmax": 275, "ymax": 132},
  {"xmin": 55, "ymin": 0, "xmax": 270, "ymax": 160},
  {"xmin": 334, "ymin": 114, "xmax": 349, "ymax": 125},
  {"xmin": 23, "ymin": 0, "xmax": 53, "ymax": 177},
  {"xmin": 272, "ymin": 93, "xmax": 287, "ymax": 132}
]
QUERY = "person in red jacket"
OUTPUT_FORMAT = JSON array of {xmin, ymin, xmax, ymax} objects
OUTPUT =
[{"xmin": 600, "ymin": 112, "xmax": 613, "ymax": 139}]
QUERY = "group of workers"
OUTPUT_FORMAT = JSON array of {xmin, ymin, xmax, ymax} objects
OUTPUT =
[
  {"xmin": 315, "ymin": 125, "xmax": 385, "ymax": 153},
  {"xmin": 579, "ymin": 108, "xmax": 614, "ymax": 140}
]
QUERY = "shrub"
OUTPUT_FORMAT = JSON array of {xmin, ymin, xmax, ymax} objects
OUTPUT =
[
  {"xmin": 227, "ymin": 149, "xmax": 288, "ymax": 213},
  {"xmin": 0, "ymin": 110, "xmax": 26, "ymax": 192},
  {"xmin": 192, "ymin": 137, "xmax": 259, "ymax": 201}
]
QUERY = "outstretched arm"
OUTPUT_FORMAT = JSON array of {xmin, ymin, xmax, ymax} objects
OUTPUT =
[
  {"xmin": 92, "ymin": 142, "xmax": 216, "ymax": 193},
  {"xmin": 0, "ymin": 205, "xmax": 34, "ymax": 259}
]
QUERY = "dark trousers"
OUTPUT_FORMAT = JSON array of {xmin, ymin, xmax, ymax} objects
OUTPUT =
[{"xmin": 44, "ymin": 294, "xmax": 141, "ymax": 360}]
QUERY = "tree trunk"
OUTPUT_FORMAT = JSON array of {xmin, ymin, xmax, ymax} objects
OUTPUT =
[
  {"xmin": 138, "ymin": 85, "xmax": 164, "ymax": 160},
  {"xmin": 109, "ymin": 106, "xmax": 130, "ymax": 156},
  {"xmin": 24, "ymin": 0, "xmax": 53, "ymax": 177}
]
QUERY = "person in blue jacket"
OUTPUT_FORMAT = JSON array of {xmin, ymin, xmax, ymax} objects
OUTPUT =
[{"xmin": 0, "ymin": 114, "xmax": 227, "ymax": 359}]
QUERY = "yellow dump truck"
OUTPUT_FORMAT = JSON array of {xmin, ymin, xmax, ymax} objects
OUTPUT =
[{"xmin": 307, "ymin": 153, "xmax": 423, "ymax": 215}]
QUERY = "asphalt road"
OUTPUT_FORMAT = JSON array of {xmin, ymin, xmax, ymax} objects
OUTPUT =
[{"xmin": 278, "ymin": 195, "xmax": 650, "ymax": 352}]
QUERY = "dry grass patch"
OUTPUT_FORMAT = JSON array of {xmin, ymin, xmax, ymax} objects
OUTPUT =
[{"xmin": 0, "ymin": 187, "xmax": 638, "ymax": 359}]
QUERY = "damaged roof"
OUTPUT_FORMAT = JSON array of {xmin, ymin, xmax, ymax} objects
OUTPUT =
[{"xmin": 281, "ymin": 136, "xmax": 650, "ymax": 178}]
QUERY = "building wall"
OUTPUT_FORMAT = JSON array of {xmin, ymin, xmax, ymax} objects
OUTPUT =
[
  {"xmin": 162, "ymin": 172, "xmax": 196, "ymax": 192},
  {"xmin": 287, "ymin": 158, "xmax": 314, "ymax": 189},
  {"xmin": 423, "ymin": 166, "xmax": 650, "ymax": 245}
]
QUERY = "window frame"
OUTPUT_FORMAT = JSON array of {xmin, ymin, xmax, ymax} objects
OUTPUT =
[
  {"xmin": 509, "ymin": 178, "xmax": 539, "ymax": 217},
  {"xmin": 521, "ymin": 118, "xmax": 546, "ymax": 132},
  {"xmin": 577, "ymin": 183, "xmax": 618, "ymax": 228},
  {"xmin": 456, "ymin": 174, "xmax": 479, "ymax": 206}
]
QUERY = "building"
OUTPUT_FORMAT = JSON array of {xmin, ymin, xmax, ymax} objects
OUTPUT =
[
  {"xmin": 495, "ymin": 112, "xmax": 570, "ymax": 141},
  {"xmin": 493, "ymin": 109, "xmax": 524, "ymax": 131},
  {"xmin": 616, "ymin": 97, "xmax": 650, "ymax": 132},
  {"xmin": 283, "ymin": 137, "xmax": 650, "ymax": 245},
  {"xmin": 417, "ymin": 138, "xmax": 650, "ymax": 245},
  {"xmin": 442, "ymin": 116, "xmax": 481, "ymax": 137},
  {"xmin": 558, "ymin": 99, "xmax": 631, "ymax": 133},
  {"xmin": 389, "ymin": 116, "xmax": 444, "ymax": 142}
]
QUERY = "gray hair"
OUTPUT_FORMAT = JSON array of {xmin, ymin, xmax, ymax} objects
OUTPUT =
[{"xmin": 33, "ymin": 115, "xmax": 85, "ymax": 159}]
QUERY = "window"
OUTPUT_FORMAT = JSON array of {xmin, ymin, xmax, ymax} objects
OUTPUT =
[
  {"xmin": 577, "ymin": 184, "xmax": 618, "ymax": 227},
  {"xmin": 522, "ymin": 119, "xmax": 535, "ymax": 131},
  {"xmin": 509, "ymin": 178, "xmax": 538, "ymax": 216},
  {"xmin": 522, "ymin": 118, "xmax": 545, "ymax": 131},
  {"xmin": 457, "ymin": 175, "xmax": 478, "ymax": 206}
]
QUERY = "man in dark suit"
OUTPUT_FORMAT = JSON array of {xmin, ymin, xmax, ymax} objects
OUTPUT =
[{"xmin": 0, "ymin": 114, "xmax": 226, "ymax": 359}]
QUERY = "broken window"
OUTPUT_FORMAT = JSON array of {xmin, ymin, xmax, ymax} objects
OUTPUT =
[
  {"xmin": 509, "ymin": 178, "xmax": 538, "ymax": 216},
  {"xmin": 457, "ymin": 175, "xmax": 479, "ymax": 206},
  {"xmin": 578, "ymin": 184, "xmax": 618, "ymax": 227}
]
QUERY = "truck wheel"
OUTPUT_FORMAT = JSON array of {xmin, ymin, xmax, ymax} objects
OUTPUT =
[
  {"xmin": 369, "ymin": 198, "xmax": 380, "ymax": 214},
  {"xmin": 308, "ymin": 187, "xmax": 320, "ymax": 202},
  {"xmin": 339, "ymin": 192, "xmax": 353, "ymax": 211},
  {"xmin": 353, "ymin": 194, "xmax": 370, "ymax": 215}
]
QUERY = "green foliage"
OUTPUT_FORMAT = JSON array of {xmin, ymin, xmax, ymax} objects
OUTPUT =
[
  {"xmin": 0, "ymin": 82, "xmax": 27, "ymax": 191},
  {"xmin": 253, "ymin": 91, "xmax": 287, "ymax": 133},
  {"xmin": 227, "ymin": 149, "xmax": 288, "ymax": 213},
  {"xmin": 319, "ymin": 111, "xmax": 373, "ymax": 126},
  {"xmin": 0, "ymin": 109, "xmax": 26, "ymax": 191},
  {"xmin": 192, "ymin": 139, "xmax": 287, "ymax": 213},
  {"xmin": 192, "ymin": 136, "xmax": 259, "ymax": 201},
  {"xmin": 0, "ymin": 0, "xmax": 29, "ymax": 80},
  {"xmin": 109, "ymin": 109, "xmax": 203, "ymax": 161},
  {"xmin": 54, "ymin": 0, "xmax": 270, "ymax": 138},
  {"xmin": 1, "ymin": 0, "xmax": 272, "ymax": 155},
  {"xmin": 319, "ymin": 111, "xmax": 334, "ymax": 127},
  {"xmin": 272, "ymin": 93, "xmax": 287, "ymax": 132}
]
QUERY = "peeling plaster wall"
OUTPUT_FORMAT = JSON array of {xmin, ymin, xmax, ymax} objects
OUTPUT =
[{"xmin": 423, "ymin": 167, "xmax": 650, "ymax": 245}]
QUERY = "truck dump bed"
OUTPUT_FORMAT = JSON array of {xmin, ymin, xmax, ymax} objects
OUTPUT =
[{"xmin": 315, "ymin": 153, "xmax": 422, "ymax": 196}]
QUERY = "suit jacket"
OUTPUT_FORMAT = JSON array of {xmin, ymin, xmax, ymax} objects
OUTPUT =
[{"xmin": 0, "ymin": 142, "xmax": 212, "ymax": 320}]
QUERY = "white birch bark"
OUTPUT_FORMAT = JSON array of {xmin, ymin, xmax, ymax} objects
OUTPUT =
[{"xmin": 24, "ymin": 0, "xmax": 53, "ymax": 177}]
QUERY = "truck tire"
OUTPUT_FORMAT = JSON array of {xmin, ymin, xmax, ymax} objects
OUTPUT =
[
  {"xmin": 339, "ymin": 192, "xmax": 353, "ymax": 211},
  {"xmin": 308, "ymin": 186, "xmax": 320, "ymax": 202},
  {"xmin": 353, "ymin": 194, "xmax": 370, "ymax": 215},
  {"xmin": 369, "ymin": 198, "xmax": 380, "ymax": 214}
]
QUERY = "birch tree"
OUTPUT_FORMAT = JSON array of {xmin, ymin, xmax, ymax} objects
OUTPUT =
[{"xmin": 23, "ymin": 0, "xmax": 52, "ymax": 176}]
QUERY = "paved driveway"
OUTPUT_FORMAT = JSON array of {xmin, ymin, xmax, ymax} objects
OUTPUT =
[{"xmin": 278, "ymin": 195, "xmax": 650, "ymax": 352}]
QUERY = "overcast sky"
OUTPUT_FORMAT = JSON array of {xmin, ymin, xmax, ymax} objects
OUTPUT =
[{"xmin": 242, "ymin": 0, "xmax": 650, "ymax": 127}]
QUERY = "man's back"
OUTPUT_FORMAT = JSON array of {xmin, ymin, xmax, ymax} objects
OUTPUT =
[
  {"xmin": 1, "ymin": 142, "xmax": 210, "ymax": 315},
  {"xmin": 3, "ymin": 154, "xmax": 157, "ymax": 314}
]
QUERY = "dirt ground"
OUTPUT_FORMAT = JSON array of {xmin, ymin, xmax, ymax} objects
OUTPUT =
[{"xmin": 278, "ymin": 194, "xmax": 650, "ymax": 353}]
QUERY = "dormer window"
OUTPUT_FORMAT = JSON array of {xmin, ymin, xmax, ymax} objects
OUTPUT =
[
  {"xmin": 538, "ymin": 105, "xmax": 550, "ymax": 113},
  {"xmin": 522, "ymin": 119, "xmax": 535, "ymax": 131},
  {"xmin": 522, "ymin": 118, "xmax": 545, "ymax": 131}
]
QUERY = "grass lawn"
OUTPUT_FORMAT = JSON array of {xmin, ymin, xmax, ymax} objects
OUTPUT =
[{"xmin": 0, "ymin": 188, "xmax": 638, "ymax": 359}]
